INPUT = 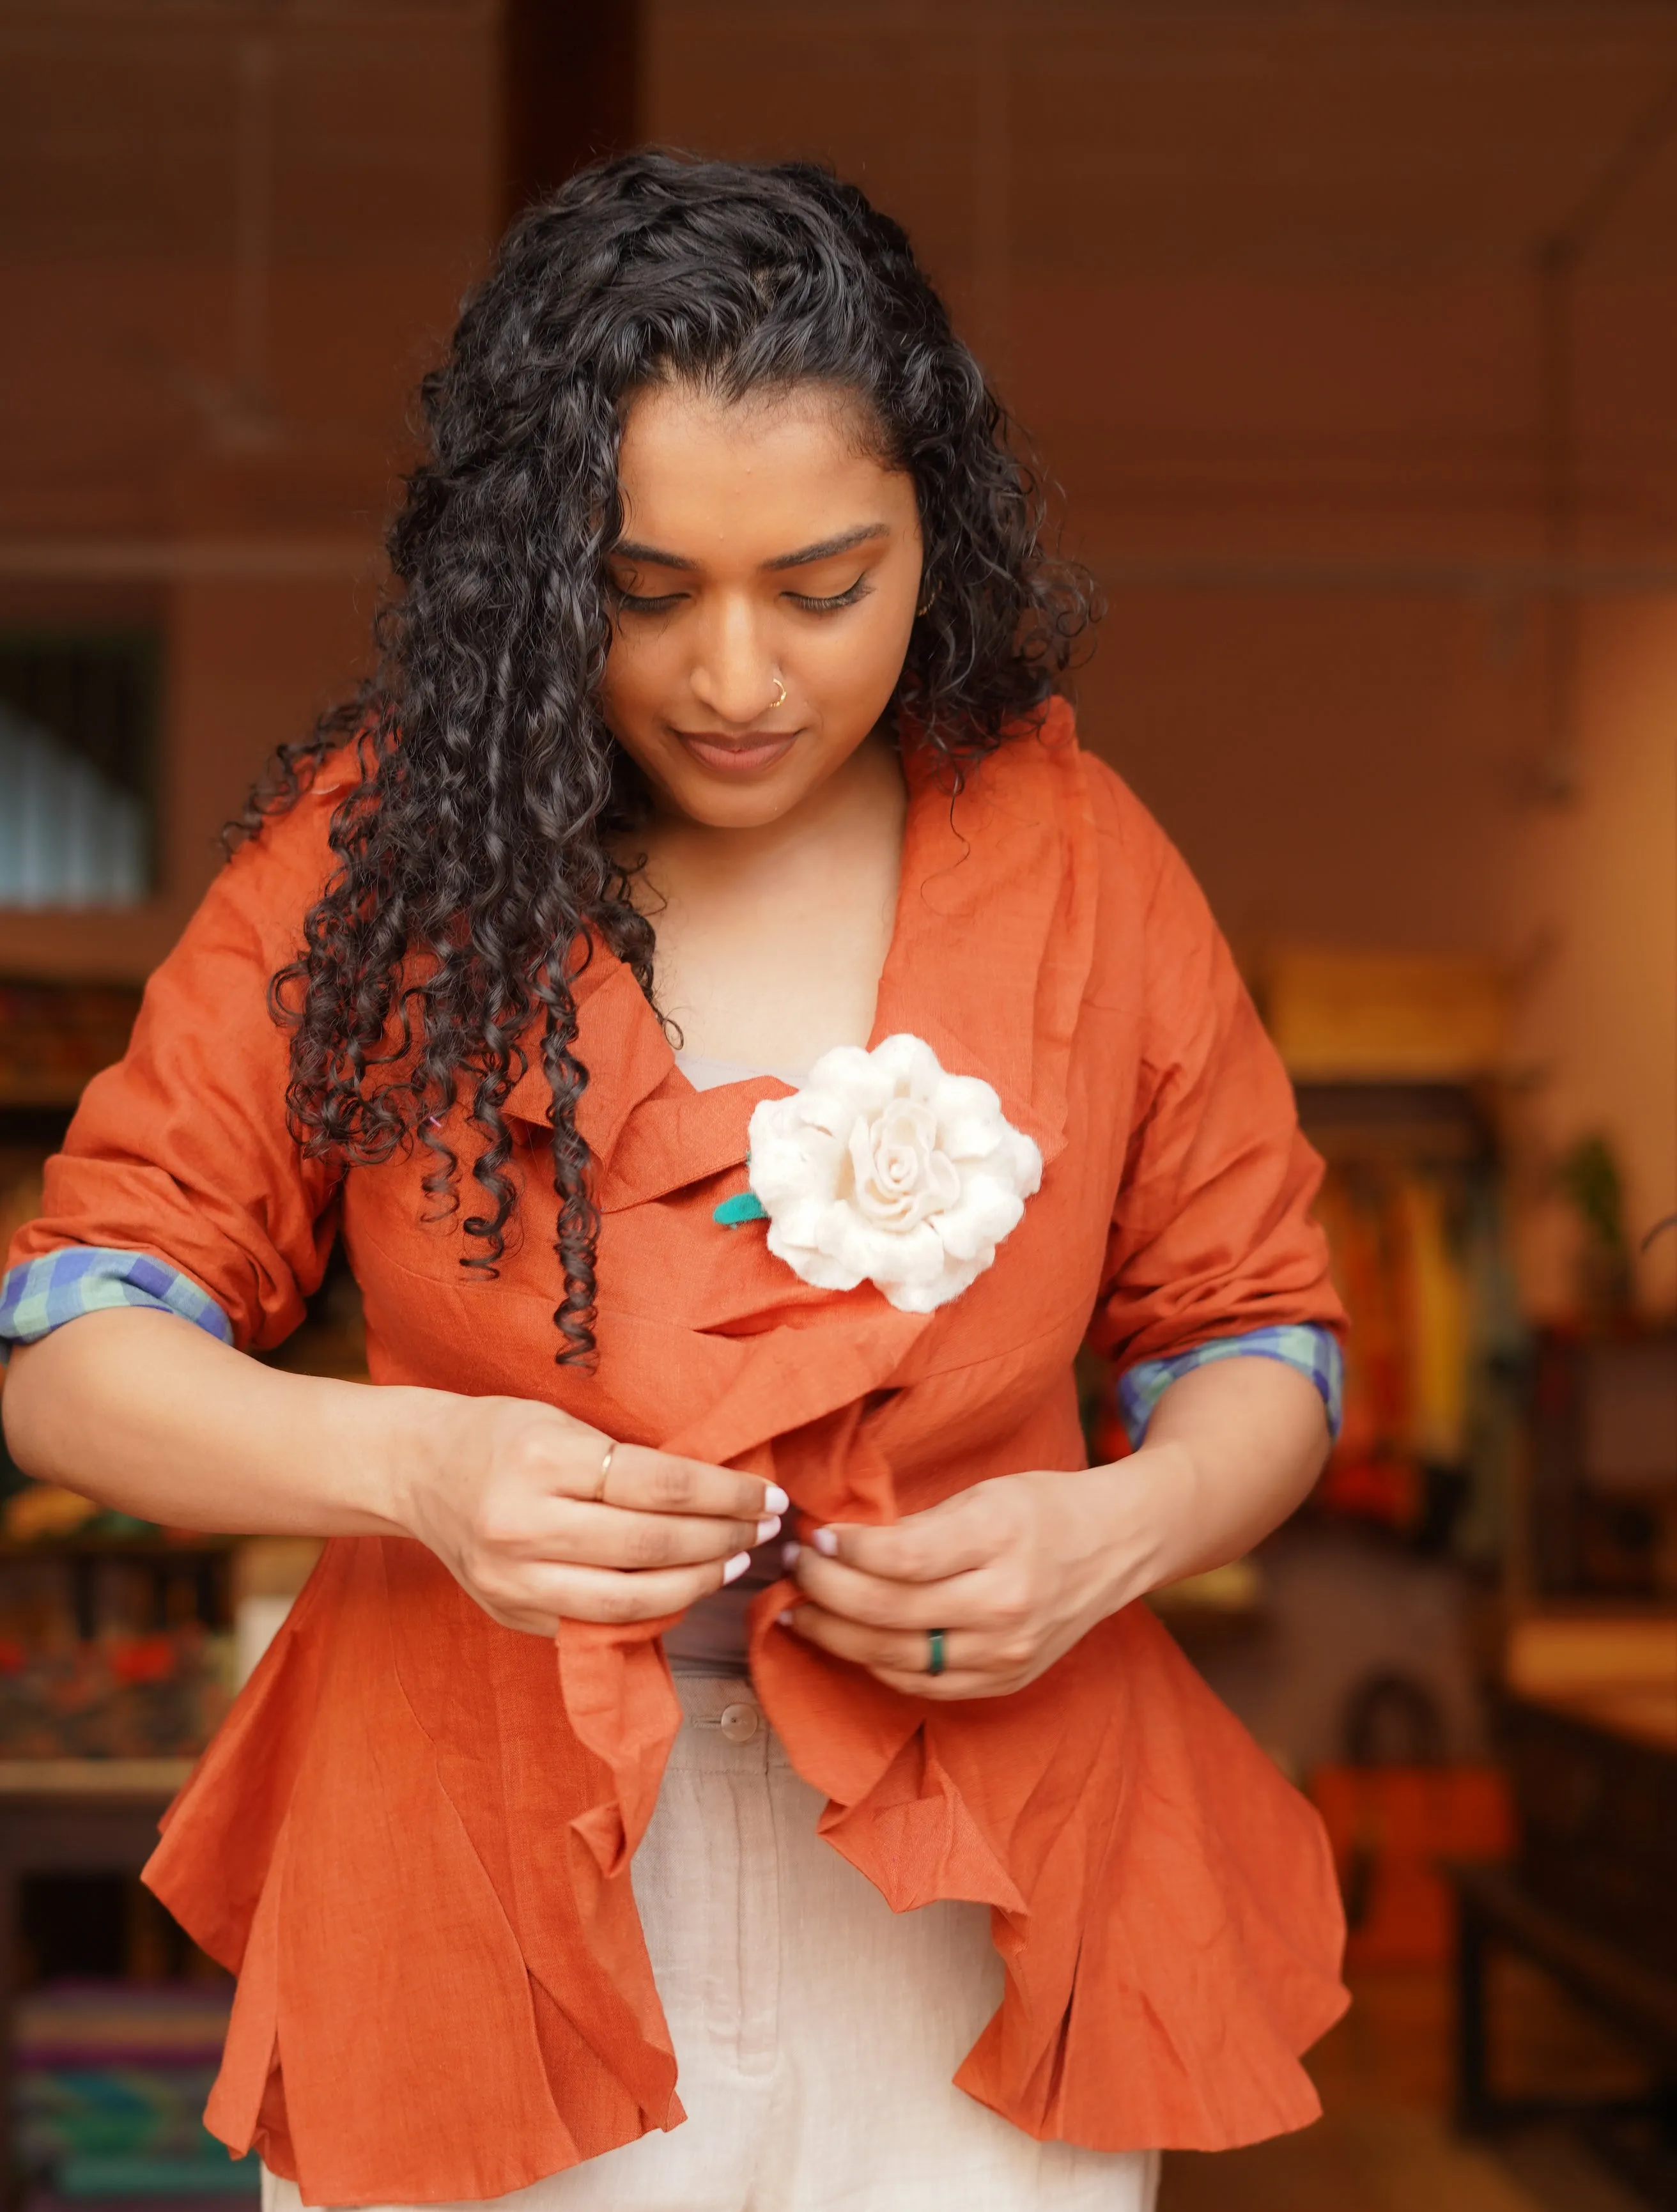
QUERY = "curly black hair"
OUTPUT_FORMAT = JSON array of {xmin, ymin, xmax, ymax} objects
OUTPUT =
[{"xmin": 241, "ymin": 151, "xmax": 1097, "ymax": 1363}]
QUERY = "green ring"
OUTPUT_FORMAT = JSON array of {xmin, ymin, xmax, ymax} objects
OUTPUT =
[{"xmin": 927, "ymin": 1627, "xmax": 947, "ymax": 1678}]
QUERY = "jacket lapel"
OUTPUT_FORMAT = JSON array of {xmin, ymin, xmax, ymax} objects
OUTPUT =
[
  {"xmin": 500, "ymin": 958, "xmax": 676, "ymax": 1171},
  {"xmin": 870, "ymin": 705, "xmax": 1092, "ymax": 1172}
]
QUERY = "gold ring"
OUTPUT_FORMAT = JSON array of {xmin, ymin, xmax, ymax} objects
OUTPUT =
[
  {"xmin": 769, "ymin": 675, "xmax": 787, "ymax": 711},
  {"xmin": 592, "ymin": 1439, "xmax": 616, "ymax": 1503}
]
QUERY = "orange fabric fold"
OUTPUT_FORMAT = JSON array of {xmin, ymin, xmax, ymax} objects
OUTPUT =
[{"xmin": 17, "ymin": 706, "xmax": 1349, "ymax": 2204}]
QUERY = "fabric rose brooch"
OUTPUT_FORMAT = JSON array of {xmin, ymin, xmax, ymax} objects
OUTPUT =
[{"xmin": 720, "ymin": 1033, "xmax": 1042, "ymax": 1314}]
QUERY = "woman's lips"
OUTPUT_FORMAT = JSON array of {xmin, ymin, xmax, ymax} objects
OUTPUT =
[{"xmin": 675, "ymin": 729, "xmax": 798, "ymax": 774}]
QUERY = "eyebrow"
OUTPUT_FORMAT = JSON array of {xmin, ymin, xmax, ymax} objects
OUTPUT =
[{"xmin": 611, "ymin": 523, "xmax": 892, "ymax": 575}]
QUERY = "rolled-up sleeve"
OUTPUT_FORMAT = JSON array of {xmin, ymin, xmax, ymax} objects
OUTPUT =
[
  {"xmin": 3, "ymin": 784, "xmax": 346, "ymax": 1354},
  {"xmin": 0, "ymin": 1246, "xmax": 236, "ymax": 1353}
]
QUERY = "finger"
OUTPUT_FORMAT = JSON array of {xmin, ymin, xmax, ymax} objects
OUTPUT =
[
  {"xmin": 480, "ymin": 1550, "xmax": 754, "ymax": 1630},
  {"xmin": 537, "ymin": 1499, "xmax": 777, "ymax": 1572},
  {"xmin": 865, "ymin": 1662, "xmax": 1007, "ymax": 1702},
  {"xmin": 473, "ymin": 1597, "xmax": 564, "ymax": 1637},
  {"xmin": 783, "ymin": 1610, "xmax": 1004, "ymax": 1690},
  {"xmin": 787, "ymin": 1544, "xmax": 995, "ymax": 1632},
  {"xmin": 599, "ymin": 1442, "xmax": 788, "ymax": 1524},
  {"xmin": 810, "ymin": 1487, "xmax": 1005, "ymax": 1583}
]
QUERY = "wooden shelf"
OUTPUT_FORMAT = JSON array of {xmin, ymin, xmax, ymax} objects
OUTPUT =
[
  {"xmin": 0, "ymin": 1532, "xmax": 235, "ymax": 1560},
  {"xmin": 0, "ymin": 1757, "xmax": 192, "ymax": 1798}
]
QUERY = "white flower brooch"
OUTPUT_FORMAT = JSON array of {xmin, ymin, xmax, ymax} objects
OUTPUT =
[{"xmin": 713, "ymin": 1033, "xmax": 1042, "ymax": 1314}]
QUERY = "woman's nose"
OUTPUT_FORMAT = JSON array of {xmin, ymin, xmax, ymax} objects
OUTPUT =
[{"xmin": 688, "ymin": 601, "xmax": 780, "ymax": 724}]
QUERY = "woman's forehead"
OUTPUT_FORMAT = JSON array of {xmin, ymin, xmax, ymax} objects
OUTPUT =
[
  {"xmin": 615, "ymin": 380, "xmax": 911, "ymax": 568},
  {"xmin": 622, "ymin": 373, "xmax": 878, "ymax": 456}
]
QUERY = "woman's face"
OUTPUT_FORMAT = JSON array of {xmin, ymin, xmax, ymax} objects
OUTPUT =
[{"xmin": 599, "ymin": 380, "xmax": 924, "ymax": 830}]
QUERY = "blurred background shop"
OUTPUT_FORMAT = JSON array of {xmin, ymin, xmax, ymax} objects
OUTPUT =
[{"xmin": 0, "ymin": 4, "xmax": 1673, "ymax": 2208}]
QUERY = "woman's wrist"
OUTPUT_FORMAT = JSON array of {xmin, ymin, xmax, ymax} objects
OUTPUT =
[
  {"xmin": 357, "ymin": 1381, "xmax": 474, "ymax": 1542},
  {"xmin": 201, "ymin": 1359, "xmax": 435, "ymax": 1542},
  {"xmin": 1083, "ymin": 1356, "xmax": 1331, "ymax": 1617},
  {"xmin": 1077, "ymin": 1441, "xmax": 1201, "ymax": 1622}
]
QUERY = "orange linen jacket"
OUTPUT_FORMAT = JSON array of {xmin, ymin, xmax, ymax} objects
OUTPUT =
[{"xmin": 15, "ymin": 704, "xmax": 1349, "ymax": 2206}]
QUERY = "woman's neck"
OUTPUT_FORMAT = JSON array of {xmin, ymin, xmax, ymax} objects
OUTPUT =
[{"xmin": 627, "ymin": 731, "xmax": 908, "ymax": 1074}]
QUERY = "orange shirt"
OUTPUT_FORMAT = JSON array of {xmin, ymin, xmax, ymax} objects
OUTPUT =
[{"xmin": 14, "ymin": 706, "xmax": 1348, "ymax": 2206}]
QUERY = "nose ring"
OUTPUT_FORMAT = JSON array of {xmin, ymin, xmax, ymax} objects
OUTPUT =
[{"xmin": 769, "ymin": 675, "xmax": 787, "ymax": 711}]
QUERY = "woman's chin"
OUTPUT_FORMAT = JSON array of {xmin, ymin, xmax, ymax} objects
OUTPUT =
[{"xmin": 642, "ymin": 745, "xmax": 835, "ymax": 830}]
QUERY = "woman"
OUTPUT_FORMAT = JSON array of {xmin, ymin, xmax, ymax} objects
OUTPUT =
[{"xmin": 2, "ymin": 155, "xmax": 1347, "ymax": 2211}]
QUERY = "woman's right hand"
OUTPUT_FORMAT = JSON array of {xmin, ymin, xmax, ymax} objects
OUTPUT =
[{"xmin": 397, "ymin": 1395, "xmax": 784, "ymax": 1636}]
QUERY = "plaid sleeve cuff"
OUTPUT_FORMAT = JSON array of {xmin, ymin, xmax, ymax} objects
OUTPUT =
[
  {"xmin": 0, "ymin": 1248, "xmax": 233, "ymax": 1359},
  {"xmin": 1115, "ymin": 1323, "xmax": 1343, "ymax": 1450}
]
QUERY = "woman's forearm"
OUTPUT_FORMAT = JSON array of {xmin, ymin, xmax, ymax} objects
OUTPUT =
[
  {"xmin": 1, "ymin": 1308, "xmax": 429, "ymax": 1537},
  {"xmin": 1101, "ymin": 1354, "xmax": 1331, "ymax": 1601}
]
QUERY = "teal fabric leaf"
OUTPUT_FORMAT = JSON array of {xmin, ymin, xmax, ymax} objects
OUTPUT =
[{"xmin": 713, "ymin": 1191, "xmax": 769, "ymax": 1226}]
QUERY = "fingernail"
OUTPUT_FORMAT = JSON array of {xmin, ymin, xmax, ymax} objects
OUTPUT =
[
  {"xmin": 755, "ymin": 1515, "xmax": 782, "ymax": 1543},
  {"xmin": 812, "ymin": 1527, "xmax": 839, "ymax": 1556},
  {"xmin": 781, "ymin": 1540, "xmax": 801, "ymax": 1568},
  {"xmin": 764, "ymin": 1484, "xmax": 791, "ymax": 1513},
  {"xmin": 723, "ymin": 1551, "xmax": 752, "ymax": 1584},
  {"xmin": 778, "ymin": 1607, "xmax": 798, "ymax": 1628}
]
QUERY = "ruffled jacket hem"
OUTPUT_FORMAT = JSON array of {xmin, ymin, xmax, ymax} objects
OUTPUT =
[{"xmin": 147, "ymin": 1528, "xmax": 1345, "ymax": 2206}]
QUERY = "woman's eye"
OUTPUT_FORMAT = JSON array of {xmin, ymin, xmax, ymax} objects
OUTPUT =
[
  {"xmin": 785, "ymin": 575, "xmax": 872, "ymax": 614},
  {"xmin": 613, "ymin": 587, "xmax": 685, "ymax": 615}
]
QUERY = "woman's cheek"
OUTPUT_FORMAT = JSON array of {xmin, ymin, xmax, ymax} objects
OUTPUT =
[
  {"xmin": 803, "ymin": 617, "xmax": 909, "ymax": 725},
  {"xmin": 601, "ymin": 635, "xmax": 676, "ymax": 738}
]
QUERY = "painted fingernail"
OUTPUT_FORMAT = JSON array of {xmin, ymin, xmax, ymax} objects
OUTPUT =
[
  {"xmin": 812, "ymin": 1527, "xmax": 839, "ymax": 1556},
  {"xmin": 755, "ymin": 1515, "xmax": 782, "ymax": 1543},
  {"xmin": 781, "ymin": 1540, "xmax": 801, "ymax": 1569},
  {"xmin": 763, "ymin": 1484, "xmax": 791, "ymax": 1514},
  {"xmin": 723, "ymin": 1551, "xmax": 752, "ymax": 1584}
]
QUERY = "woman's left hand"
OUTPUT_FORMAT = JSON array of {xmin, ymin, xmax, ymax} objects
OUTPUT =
[
  {"xmin": 780, "ymin": 1467, "xmax": 1140, "ymax": 1700},
  {"xmin": 780, "ymin": 1359, "xmax": 1333, "ymax": 1699}
]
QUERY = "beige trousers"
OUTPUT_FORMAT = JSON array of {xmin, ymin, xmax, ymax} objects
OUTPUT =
[{"xmin": 264, "ymin": 1674, "xmax": 1159, "ymax": 2212}]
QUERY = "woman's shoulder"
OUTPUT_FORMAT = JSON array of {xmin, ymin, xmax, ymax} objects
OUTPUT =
[
  {"xmin": 1006, "ymin": 701, "xmax": 1232, "ymax": 1013},
  {"xmin": 208, "ymin": 744, "xmax": 364, "ymax": 960},
  {"xmin": 993, "ymin": 697, "xmax": 1178, "ymax": 902}
]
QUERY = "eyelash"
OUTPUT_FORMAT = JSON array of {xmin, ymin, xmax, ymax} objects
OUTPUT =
[
  {"xmin": 611, "ymin": 576, "xmax": 872, "ymax": 616},
  {"xmin": 787, "ymin": 576, "xmax": 872, "ymax": 614},
  {"xmin": 613, "ymin": 591, "xmax": 684, "ymax": 614}
]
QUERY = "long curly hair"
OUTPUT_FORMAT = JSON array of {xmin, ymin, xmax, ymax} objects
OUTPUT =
[{"xmin": 241, "ymin": 151, "xmax": 1097, "ymax": 1363}]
